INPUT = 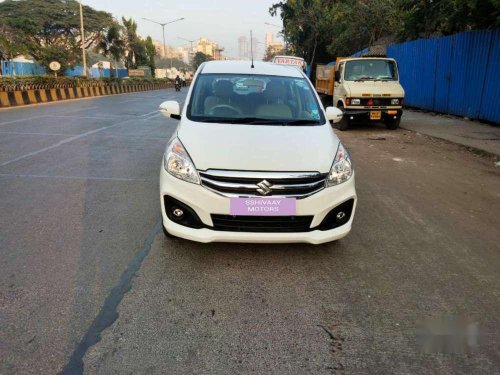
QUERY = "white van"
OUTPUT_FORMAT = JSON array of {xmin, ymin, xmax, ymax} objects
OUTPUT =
[{"xmin": 159, "ymin": 61, "xmax": 356, "ymax": 244}]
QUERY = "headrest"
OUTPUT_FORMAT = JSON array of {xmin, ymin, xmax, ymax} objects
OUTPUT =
[
  {"xmin": 214, "ymin": 80, "xmax": 234, "ymax": 98},
  {"xmin": 264, "ymin": 81, "xmax": 286, "ymax": 101}
]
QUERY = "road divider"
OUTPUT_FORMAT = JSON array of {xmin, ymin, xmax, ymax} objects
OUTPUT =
[{"xmin": 0, "ymin": 82, "xmax": 175, "ymax": 108}]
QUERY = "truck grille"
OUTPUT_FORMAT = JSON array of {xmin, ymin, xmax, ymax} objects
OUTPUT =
[
  {"xmin": 211, "ymin": 215, "xmax": 314, "ymax": 232},
  {"xmin": 199, "ymin": 170, "xmax": 326, "ymax": 198}
]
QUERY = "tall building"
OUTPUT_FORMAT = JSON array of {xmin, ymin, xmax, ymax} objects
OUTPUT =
[
  {"xmin": 196, "ymin": 37, "xmax": 223, "ymax": 59},
  {"xmin": 238, "ymin": 36, "xmax": 249, "ymax": 60},
  {"xmin": 265, "ymin": 32, "xmax": 274, "ymax": 49}
]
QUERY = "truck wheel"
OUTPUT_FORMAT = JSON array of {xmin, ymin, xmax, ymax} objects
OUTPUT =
[
  {"xmin": 385, "ymin": 117, "xmax": 401, "ymax": 130},
  {"xmin": 337, "ymin": 104, "xmax": 350, "ymax": 131}
]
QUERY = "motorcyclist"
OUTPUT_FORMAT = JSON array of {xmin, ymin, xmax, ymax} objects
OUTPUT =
[{"xmin": 175, "ymin": 75, "xmax": 182, "ymax": 91}]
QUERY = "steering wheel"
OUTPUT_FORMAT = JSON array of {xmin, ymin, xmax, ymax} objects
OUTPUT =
[{"xmin": 208, "ymin": 104, "xmax": 242, "ymax": 117}]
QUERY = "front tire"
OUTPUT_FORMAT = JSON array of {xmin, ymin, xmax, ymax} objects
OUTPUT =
[
  {"xmin": 337, "ymin": 104, "xmax": 350, "ymax": 131},
  {"xmin": 385, "ymin": 117, "xmax": 401, "ymax": 130},
  {"xmin": 163, "ymin": 225, "xmax": 176, "ymax": 239}
]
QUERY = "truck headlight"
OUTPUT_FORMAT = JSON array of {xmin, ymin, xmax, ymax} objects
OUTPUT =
[
  {"xmin": 326, "ymin": 142, "xmax": 353, "ymax": 187},
  {"xmin": 164, "ymin": 137, "xmax": 200, "ymax": 184},
  {"xmin": 391, "ymin": 98, "xmax": 400, "ymax": 105},
  {"xmin": 351, "ymin": 98, "xmax": 361, "ymax": 105}
]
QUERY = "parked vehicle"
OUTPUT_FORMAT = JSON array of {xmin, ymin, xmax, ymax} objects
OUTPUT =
[
  {"xmin": 159, "ymin": 61, "xmax": 357, "ymax": 244},
  {"xmin": 316, "ymin": 57, "xmax": 405, "ymax": 130}
]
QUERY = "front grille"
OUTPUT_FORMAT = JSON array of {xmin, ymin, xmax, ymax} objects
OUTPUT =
[
  {"xmin": 211, "ymin": 215, "xmax": 314, "ymax": 233},
  {"xmin": 354, "ymin": 98, "xmax": 402, "ymax": 107},
  {"xmin": 199, "ymin": 170, "xmax": 326, "ymax": 198}
]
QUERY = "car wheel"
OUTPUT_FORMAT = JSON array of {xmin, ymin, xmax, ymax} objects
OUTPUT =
[
  {"xmin": 162, "ymin": 225, "xmax": 175, "ymax": 238},
  {"xmin": 337, "ymin": 104, "xmax": 350, "ymax": 131},
  {"xmin": 385, "ymin": 117, "xmax": 401, "ymax": 130}
]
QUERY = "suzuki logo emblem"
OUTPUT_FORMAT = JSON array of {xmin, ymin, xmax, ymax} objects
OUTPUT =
[{"xmin": 256, "ymin": 180, "xmax": 273, "ymax": 196}]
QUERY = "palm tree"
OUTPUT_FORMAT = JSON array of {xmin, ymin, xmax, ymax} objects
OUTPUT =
[{"xmin": 96, "ymin": 25, "xmax": 125, "ymax": 78}]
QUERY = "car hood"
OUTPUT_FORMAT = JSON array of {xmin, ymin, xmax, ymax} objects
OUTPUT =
[
  {"xmin": 177, "ymin": 120, "xmax": 339, "ymax": 173},
  {"xmin": 343, "ymin": 81, "xmax": 405, "ymax": 97}
]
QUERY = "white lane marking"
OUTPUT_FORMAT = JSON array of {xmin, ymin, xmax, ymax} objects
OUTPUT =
[
  {"xmin": 0, "ymin": 113, "xmax": 159, "ymax": 167},
  {"xmin": 0, "ymin": 115, "xmax": 49, "ymax": 127},
  {"xmin": 0, "ymin": 131, "xmax": 166, "ymax": 141},
  {"xmin": 138, "ymin": 110, "xmax": 159, "ymax": 118},
  {"xmin": 0, "ymin": 173, "xmax": 154, "ymax": 182}
]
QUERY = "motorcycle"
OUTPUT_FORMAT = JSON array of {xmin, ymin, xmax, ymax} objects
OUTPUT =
[{"xmin": 175, "ymin": 81, "xmax": 181, "ymax": 92}]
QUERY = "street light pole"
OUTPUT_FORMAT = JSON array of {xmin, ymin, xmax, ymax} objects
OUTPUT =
[
  {"xmin": 79, "ymin": 0, "xmax": 87, "ymax": 77},
  {"xmin": 142, "ymin": 17, "xmax": 185, "ymax": 70}
]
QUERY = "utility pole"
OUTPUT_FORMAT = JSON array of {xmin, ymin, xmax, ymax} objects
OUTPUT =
[
  {"xmin": 79, "ymin": 0, "xmax": 87, "ymax": 77},
  {"xmin": 142, "ymin": 18, "xmax": 185, "ymax": 69}
]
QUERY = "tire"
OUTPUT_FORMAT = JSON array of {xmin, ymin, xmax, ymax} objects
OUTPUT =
[
  {"xmin": 385, "ymin": 117, "xmax": 401, "ymax": 130},
  {"xmin": 162, "ymin": 225, "xmax": 175, "ymax": 239},
  {"xmin": 337, "ymin": 104, "xmax": 350, "ymax": 131}
]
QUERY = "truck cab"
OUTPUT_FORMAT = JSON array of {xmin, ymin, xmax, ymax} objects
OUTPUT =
[{"xmin": 334, "ymin": 57, "xmax": 404, "ymax": 130}]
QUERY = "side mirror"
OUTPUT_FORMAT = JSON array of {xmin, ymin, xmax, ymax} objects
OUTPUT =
[
  {"xmin": 159, "ymin": 101, "xmax": 181, "ymax": 120},
  {"xmin": 334, "ymin": 70, "xmax": 340, "ymax": 82},
  {"xmin": 325, "ymin": 107, "xmax": 343, "ymax": 124}
]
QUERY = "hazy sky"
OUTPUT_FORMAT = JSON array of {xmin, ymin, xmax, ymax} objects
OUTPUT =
[{"xmin": 83, "ymin": 0, "xmax": 283, "ymax": 58}]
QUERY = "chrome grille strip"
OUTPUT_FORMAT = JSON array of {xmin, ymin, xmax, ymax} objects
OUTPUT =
[{"xmin": 198, "ymin": 169, "xmax": 327, "ymax": 199}]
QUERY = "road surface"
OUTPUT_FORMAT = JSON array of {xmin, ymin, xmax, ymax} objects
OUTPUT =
[{"xmin": 0, "ymin": 90, "xmax": 499, "ymax": 374}]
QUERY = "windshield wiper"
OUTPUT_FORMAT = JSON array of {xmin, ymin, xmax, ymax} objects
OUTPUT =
[{"xmin": 354, "ymin": 77, "xmax": 375, "ymax": 82}]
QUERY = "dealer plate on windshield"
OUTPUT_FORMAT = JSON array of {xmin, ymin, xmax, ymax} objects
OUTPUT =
[
  {"xmin": 370, "ymin": 111, "xmax": 382, "ymax": 120},
  {"xmin": 230, "ymin": 197, "xmax": 296, "ymax": 216}
]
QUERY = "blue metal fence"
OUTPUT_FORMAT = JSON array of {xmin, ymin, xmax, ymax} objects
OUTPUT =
[
  {"xmin": 387, "ymin": 29, "xmax": 499, "ymax": 123},
  {"xmin": 64, "ymin": 66, "xmax": 128, "ymax": 78},
  {"xmin": 0, "ymin": 61, "xmax": 129, "ymax": 79},
  {"xmin": 1, "ymin": 60, "xmax": 46, "ymax": 76}
]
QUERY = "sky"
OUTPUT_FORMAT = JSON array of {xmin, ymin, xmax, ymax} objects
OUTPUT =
[{"xmin": 83, "ymin": 0, "xmax": 284, "ymax": 58}]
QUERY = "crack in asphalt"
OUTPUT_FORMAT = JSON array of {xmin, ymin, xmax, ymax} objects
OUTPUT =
[{"xmin": 59, "ymin": 218, "xmax": 162, "ymax": 375}]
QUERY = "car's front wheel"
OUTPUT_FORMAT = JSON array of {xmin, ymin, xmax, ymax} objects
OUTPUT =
[
  {"xmin": 162, "ymin": 225, "xmax": 176, "ymax": 239},
  {"xmin": 337, "ymin": 104, "xmax": 350, "ymax": 131}
]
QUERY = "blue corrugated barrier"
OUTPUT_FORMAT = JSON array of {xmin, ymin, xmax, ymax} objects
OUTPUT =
[
  {"xmin": 387, "ymin": 29, "xmax": 499, "ymax": 123},
  {"xmin": 347, "ymin": 29, "xmax": 499, "ymax": 123},
  {"xmin": 1, "ymin": 60, "xmax": 46, "ymax": 76}
]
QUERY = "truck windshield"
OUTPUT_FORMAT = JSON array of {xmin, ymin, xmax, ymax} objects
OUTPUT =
[
  {"xmin": 344, "ymin": 60, "xmax": 398, "ymax": 81},
  {"xmin": 187, "ymin": 73, "xmax": 325, "ymax": 125}
]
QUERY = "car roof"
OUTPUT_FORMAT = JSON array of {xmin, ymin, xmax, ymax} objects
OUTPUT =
[{"xmin": 200, "ymin": 60, "xmax": 304, "ymax": 78}]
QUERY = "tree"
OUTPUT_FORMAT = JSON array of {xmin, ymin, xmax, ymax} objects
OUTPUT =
[
  {"xmin": 144, "ymin": 36, "xmax": 156, "ymax": 77},
  {"xmin": 192, "ymin": 52, "xmax": 212, "ymax": 69},
  {"xmin": 263, "ymin": 45, "xmax": 284, "ymax": 62},
  {"xmin": 396, "ymin": 0, "xmax": 500, "ymax": 41},
  {"xmin": 0, "ymin": 0, "xmax": 117, "ymax": 69},
  {"xmin": 96, "ymin": 25, "xmax": 125, "ymax": 78}
]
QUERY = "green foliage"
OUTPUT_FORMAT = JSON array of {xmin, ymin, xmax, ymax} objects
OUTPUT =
[
  {"xmin": 0, "ymin": 0, "xmax": 117, "ymax": 69},
  {"xmin": 0, "ymin": 75, "xmax": 174, "ymax": 91},
  {"xmin": 270, "ymin": 0, "xmax": 500, "ymax": 68},
  {"xmin": 96, "ymin": 24, "xmax": 125, "ymax": 77},
  {"xmin": 263, "ymin": 46, "xmax": 285, "ymax": 62},
  {"xmin": 397, "ymin": 0, "xmax": 500, "ymax": 41},
  {"xmin": 193, "ymin": 52, "xmax": 212, "ymax": 69}
]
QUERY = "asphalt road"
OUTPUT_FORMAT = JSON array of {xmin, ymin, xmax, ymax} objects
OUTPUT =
[{"xmin": 0, "ymin": 90, "xmax": 499, "ymax": 375}]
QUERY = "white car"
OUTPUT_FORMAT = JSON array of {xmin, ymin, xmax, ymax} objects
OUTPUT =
[{"xmin": 159, "ymin": 61, "xmax": 356, "ymax": 244}]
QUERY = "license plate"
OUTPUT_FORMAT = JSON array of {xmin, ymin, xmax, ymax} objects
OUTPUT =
[
  {"xmin": 370, "ymin": 111, "xmax": 382, "ymax": 120},
  {"xmin": 230, "ymin": 197, "xmax": 296, "ymax": 216}
]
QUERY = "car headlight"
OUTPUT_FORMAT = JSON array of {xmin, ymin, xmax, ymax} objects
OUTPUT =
[
  {"xmin": 164, "ymin": 137, "xmax": 200, "ymax": 184},
  {"xmin": 326, "ymin": 142, "xmax": 353, "ymax": 187},
  {"xmin": 391, "ymin": 98, "xmax": 400, "ymax": 105},
  {"xmin": 351, "ymin": 98, "xmax": 361, "ymax": 105}
]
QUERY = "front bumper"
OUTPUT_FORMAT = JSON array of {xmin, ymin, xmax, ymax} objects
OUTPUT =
[
  {"xmin": 160, "ymin": 168, "xmax": 357, "ymax": 244},
  {"xmin": 344, "ymin": 108, "xmax": 403, "ymax": 122}
]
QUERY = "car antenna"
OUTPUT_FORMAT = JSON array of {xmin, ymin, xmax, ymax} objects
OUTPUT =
[{"xmin": 250, "ymin": 30, "xmax": 255, "ymax": 68}]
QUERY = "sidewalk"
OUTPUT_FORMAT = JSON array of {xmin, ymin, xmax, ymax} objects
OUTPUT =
[{"xmin": 401, "ymin": 110, "xmax": 500, "ymax": 157}]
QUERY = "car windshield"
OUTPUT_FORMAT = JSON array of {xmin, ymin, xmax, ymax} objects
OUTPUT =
[
  {"xmin": 187, "ymin": 73, "xmax": 325, "ymax": 125},
  {"xmin": 344, "ymin": 60, "xmax": 398, "ymax": 81}
]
